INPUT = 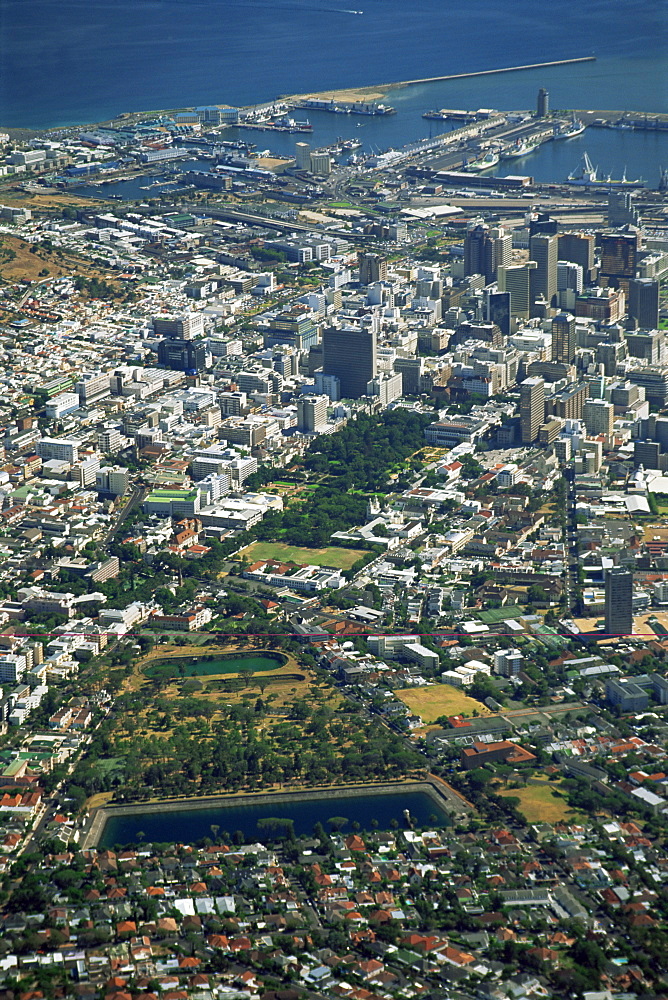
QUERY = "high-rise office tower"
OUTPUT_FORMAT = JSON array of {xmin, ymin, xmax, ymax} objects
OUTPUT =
[
  {"xmin": 492, "ymin": 227, "xmax": 512, "ymax": 271},
  {"xmin": 497, "ymin": 261, "xmax": 537, "ymax": 320},
  {"xmin": 294, "ymin": 141, "xmax": 311, "ymax": 170},
  {"xmin": 583, "ymin": 397, "xmax": 614, "ymax": 438},
  {"xmin": 529, "ymin": 234, "xmax": 558, "ymax": 312},
  {"xmin": 358, "ymin": 252, "xmax": 387, "ymax": 285},
  {"xmin": 322, "ymin": 325, "xmax": 377, "ymax": 398},
  {"xmin": 599, "ymin": 231, "xmax": 639, "ymax": 289},
  {"xmin": 557, "ymin": 261, "xmax": 584, "ymax": 294},
  {"xmin": 157, "ymin": 337, "xmax": 206, "ymax": 374},
  {"xmin": 628, "ymin": 277, "xmax": 660, "ymax": 330},
  {"xmin": 464, "ymin": 223, "xmax": 494, "ymax": 282},
  {"xmin": 520, "ymin": 376, "xmax": 545, "ymax": 444},
  {"xmin": 485, "ymin": 289, "xmax": 511, "ymax": 339},
  {"xmin": 551, "ymin": 312, "xmax": 577, "ymax": 363},
  {"xmin": 608, "ymin": 190, "xmax": 639, "ymax": 227},
  {"xmin": 536, "ymin": 87, "xmax": 549, "ymax": 117},
  {"xmin": 529, "ymin": 212, "xmax": 558, "ymax": 236},
  {"xmin": 558, "ymin": 232, "xmax": 596, "ymax": 284},
  {"xmin": 605, "ymin": 567, "xmax": 633, "ymax": 636},
  {"xmin": 297, "ymin": 394, "xmax": 329, "ymax": 432}
]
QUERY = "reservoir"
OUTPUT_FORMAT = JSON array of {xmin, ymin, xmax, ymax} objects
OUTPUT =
[
  {"xmin": 96, "ymin": 784, "xmax": 452, "ymax": 849},
  {"xmin": 144, "ymin": 651, "xmax": 288, "ymax": 680}
]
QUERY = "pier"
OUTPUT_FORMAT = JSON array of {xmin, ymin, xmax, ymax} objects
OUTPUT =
[{"xmin": 290, "ymin": 57, "xmax": 597, "ymax": 104}]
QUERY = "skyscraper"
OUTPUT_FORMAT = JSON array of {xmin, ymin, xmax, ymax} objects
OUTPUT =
[
  {"xmin": 464, "ymin": 223, "xmax": 494, "ymax": 282},
  {"xmin": 297, "ymin": 394, "xmax": 329, "ymax": 432},
  {"xmin": 322, "ymin": 325, "xmax": 377, "ymax": 399},
  {"xmin": 536, "ymin": 87, "xmax": 549, "ymax": 117},
  {"xmin": 497, "ymin": 261, "xmax": 537, "ymax": 320},
  {"xmin": 608, "ymin": 190, "xmax": 639, "ymax": 227},
  {"xmin": 605, "ymin": 567, "xmax": 633, "ymax": 636},
  {"xmin": 583, "ymin": 398, "xmax": 614, "ymax": 438},
  {"xmin": 520, "ymin": 377, "xmax": 545, "ymax": 444},
  {"xmin": 599, "ymin": 231, "xmax": 639, "ymax": 289},
  {"xmin": 529, "ymin": 234, "xmax": 558, "ymax": 312},
  {"xmin": 157, "ymin": 337, "xmax": 207, "ymax": 374},
  {"xmin": 358, "ymin": 252, "xmax": 387, "ymax": 285},
  {"xmin": 485, "ymin": 289, "xmax": 511, "ymax": 339},
  {"xmin": 558, "ymin": 232, "xmax": 596, "ymax": 284},
  {"xmin": 628, "ymin": 277, "xmax": 660, "ymax": 330},
  {"xmin": 551, "ymin": 312, "xmax": 577, "ymax": 363}
]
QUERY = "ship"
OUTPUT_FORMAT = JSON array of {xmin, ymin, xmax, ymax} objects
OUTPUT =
[
  {"xmin": 553, "ymin": 115, "xmax": 586, "ymax": 139},
  {"xmin": 499, "ymin": 136, "xmax": 542, "ymax": 159},
  {"xmin": 567, "ymin": 151, "xmax": 645, "ymax": 187},
  {"xmin": 297, "ymin": 98, "xmax": 395, "ymax": 115},
  {"xmin": 464, "ymin": 149, "xmax": 499, "ymax": 171}
]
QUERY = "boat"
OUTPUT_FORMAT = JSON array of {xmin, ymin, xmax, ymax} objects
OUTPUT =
[
  {"xmin": 567, "ymin": 152, "xmax": 645, "ymax": 187},
  {"xmin": 499, "ymin": 136, "xmax": 542, "ymax": 159},
  {"xmin": 464, "ymin": 150, "xmax": 499, "ymax": 172},
  {"xmin": 553, "ymin": 115, "xmax": 586, "ymax": 140}
]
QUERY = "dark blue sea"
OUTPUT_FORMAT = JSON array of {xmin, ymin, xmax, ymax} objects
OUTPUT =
[{"xmin": 1, "ymin": 1, "xmax": 666, "ymax": 183}]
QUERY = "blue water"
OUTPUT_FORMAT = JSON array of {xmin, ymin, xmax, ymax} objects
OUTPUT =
[
  {"xmin": 1, "ymin": 0, "xmax": 665, "ymax": 131},
  {"xmin": 98, "ymin": 788, "xmax": 451, "ymax": 847}
]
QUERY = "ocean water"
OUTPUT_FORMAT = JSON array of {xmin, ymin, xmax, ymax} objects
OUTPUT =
[{"xmin": 1, "ymin": 0, "xmax": 666, "ymax": 131}]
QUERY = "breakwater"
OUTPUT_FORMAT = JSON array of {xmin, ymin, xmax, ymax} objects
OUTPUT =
[
  {"xmin": 293, "ymin": 56, "xmax": 597, "ymax": 101},
  {"xmin": 83, "ymin": 779, "xmax": 470, "ymax": 850}
]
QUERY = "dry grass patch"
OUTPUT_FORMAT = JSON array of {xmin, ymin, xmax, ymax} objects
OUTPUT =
[
  {"xmin": 496, "ymin": 782, "xmax": 577, "ymax": 824},
  {"xmin": 395, "ymin": 684, "xmax": 490, "ymax": 723}
]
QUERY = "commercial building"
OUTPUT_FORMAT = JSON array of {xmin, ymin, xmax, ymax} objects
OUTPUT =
[
  {"xmin": 520, "ymin": 377, "xmax": 545, "ymax": 444},
  {"xmin": 358, "ymin": 253, "xmax": 387, "ymax": 285},
  {"xmin": 497, "ymin": 261, "xmax": 537, "ymax": 320},
  {"xmin": 558, "ymin": 232, "xmax": 596, "ymax": 284},
  {"xmin": 45, "ymin": 393, "xmax": 80, "ymax": 420},
  {"xmin": 536, "ymin": 88, "xmax": 549, "ymax": 117},
  {"xmin": 36, "ymin": 437, "xmax": 79, "ymax": 464},
  {"xmin": 529, "ymin": 233, "xmax": 558, "ymax": 312},
  {"xmin": 297, "ymin": 394, "xmax": 329, "ymax": 433},
  {"xmin": 157, "ymin": 337, "xmax": 207, "ymax": 374},
  {"xmin": 551, "ymin": 312, "xmax": 576, "ymax": 363},
  {"xmin": 628, "ymin": 277, "xmax": 660, "ymax": 330},
  {"xmin": 96, "ymin": 466, "xmax": 130, "ymax": 496},
  {"xmin": 152, "ymin": 313, "xmax": 204, "ymax": 340},
  {"xmin": 605, "ymin": 567, "xmax": 633, "ymax": 636},
  {"xmin": 599, "ymin": 231, "xmax": 639, "ymax": 289},
  {"xmin": 464, "ymin": 223, "xmax": 494, "ymax": 282},
  {"xmin": 322, "ymin": 325, "xmax": 377, "ymax": 399},
  {"xmin": 367, "ymin": 371, "xmax": 403, "ymax": 406},
  {"xmin": 583, "ymin": 398, "xmax": 614, "ymax": 438}
]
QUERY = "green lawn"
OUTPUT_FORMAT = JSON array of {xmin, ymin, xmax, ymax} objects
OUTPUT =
[{"xmin": 240, "ymin": 541, "xmax": 366, "ymax": 570}]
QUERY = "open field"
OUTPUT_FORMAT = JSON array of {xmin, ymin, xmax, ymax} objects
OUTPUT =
[
  {"xmin": 0, "ymin": 232, "xmax": 120, "ymax": 286},
  {"xmin": 496, "ymin": 782, "xmax": 576, "ymax": 824},
  {"xmin": 240, "ymin": 540, "xmax": 366, "ymax": 570},
  {"xmin": 395, "ymin": 685, "xmax": 490, "ymax": 723}
]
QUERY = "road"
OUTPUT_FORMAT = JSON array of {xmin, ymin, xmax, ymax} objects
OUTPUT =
[{"xmin": 103, "ymin": 485, "xmax": 148, "ymax": 546}]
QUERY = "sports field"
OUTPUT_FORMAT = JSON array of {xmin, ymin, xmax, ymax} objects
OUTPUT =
[
  {"xmin": 395, "ymin": 684, "xmax": 490, "ymax": 723},
  {"xmin": 240, "ymin": 541, "xmax": 366, "ymax": 570}
]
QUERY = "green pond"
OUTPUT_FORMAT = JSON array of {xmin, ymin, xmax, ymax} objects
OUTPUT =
[{"xmin": 145, "ymin": 651, "xmax": 287, "ymax": 680}]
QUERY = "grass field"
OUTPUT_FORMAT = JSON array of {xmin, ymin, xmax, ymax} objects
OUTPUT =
[
  {"xmin": 497, "ymin": 783, "xmax": 575, "ymax": 823},
  {"xmin": 395, "ymin": 685, "xmax": 490, "ymax": 723},
  {"xmin": 240, "ymin": 541, "xmax": 366, "ymax": 570}
]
